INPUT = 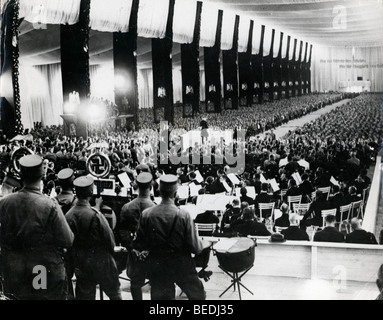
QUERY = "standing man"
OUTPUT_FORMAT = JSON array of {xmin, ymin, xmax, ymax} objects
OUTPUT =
[
  {"xmin": 120, "ymin": 172, "xmax": 155, "ymax": 300},
  {"xmin": 134, "ymin": 175, "xmax": 206, "ymax": 300},
  {"xmin": 65, "ymin": 176, "xmax": 122, "ymax": 300},
  {"xmin": 55, "ymin": 168, "xmax": 76, "ymax": 215},
  {"xmin": 0, "ymin": 155, "xmax": 74, "ymax": 300}
]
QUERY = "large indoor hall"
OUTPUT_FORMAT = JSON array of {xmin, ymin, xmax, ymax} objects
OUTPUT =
[{"xmin": 0, "ymin": 0, "xmax": 382, "ymax": 303}]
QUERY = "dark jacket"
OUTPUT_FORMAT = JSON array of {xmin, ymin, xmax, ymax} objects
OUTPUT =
[
  {"xmin": 282, "ymin": 226, "xmax": 310, "ymax": 241},
  {"xmin": 232, "ymin": 220, "xmax": 271, "ymax": 237},
  {"xmin": 314, "ymin": 227, "xmax": 345, "ymax": 243},
  {"xmin": 345, "ymin": 230, "xmax": 378, "ymax": 245}
]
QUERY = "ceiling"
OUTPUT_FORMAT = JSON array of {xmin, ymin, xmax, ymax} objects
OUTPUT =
[
  {"xmin": 204, "ymin": 0, "xmax": 383, "ymax": 48},
  {"xmin": 16, "ymin": 0, "xmax": 383, "ymax": 67}
]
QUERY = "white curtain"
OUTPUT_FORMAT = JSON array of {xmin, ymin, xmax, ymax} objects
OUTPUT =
[
  {"xmin": 302, "ymin": 42, "xmax": 308, "ymax": 62},
  {"xmin": 289, "ymin": 37, "xmax": 296, "ymax": 60},
  {"xmin": 90, "ymin": 65, "xmax": 115, "ymax": 102},
  {"xmin": 173, "ymin": 68, "xmax": 182, "ymax": 103},
  {"xmin": 19, "ymin": 63, "xmax": 64, "ymax": 129},
  {"xmin": 252, "ymin": 22, "xmax": 262, "ymax": 55},
  {"xmin": 173, "ymin": 0, "xmax": 197, "ymax": 44},
  {"xmin": 281, "ymin": 33, "xmax": 288, "ymax": 59},
  {"xmin": 19, "ymin": 0, "xmax": 81, "ymax": 25},
  {"xmin": 312, "ymin": 45, "xmax": 383, "ymax": 93},
  {"xmin": 90, "ymin": 0, "xmax": 133, "ymax": 33},
  {"xmin": 137, "ymin": 69, "xmax": 153, "ymax": 109},
  {"xmin": 200, "ymin": 2, "xmax": 219, "ymax": 48},
  {"xmin": 137, "ymin": 0, "xmax": 170, "ymax": 39},
  {"xmin": 262, "ymin": 26, "xmax": 272, "ymax": 56},
  {"xmin": 273, "ymin": 29, "xmax": 282, "ymax": 58},
  {"xmin": 221, "ymin": 10, "xmax": 236, "ymax": 51},
  {"xmin": 238, "ymin": 16, "xmax": 251, "ymax": 53},
  {"xmin": 199, "ymin": 70, "xmax": 205, "ymax": 102}
]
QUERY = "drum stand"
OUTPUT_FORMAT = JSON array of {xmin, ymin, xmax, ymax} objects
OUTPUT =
[{"xmin": 218, "ymin": 265, "xmax": 254, "ymax": 300}]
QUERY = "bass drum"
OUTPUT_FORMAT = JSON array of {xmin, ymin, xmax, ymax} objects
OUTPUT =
[
  {"xmin": 86, "ymin": 152, "xmax": 112, "ymax": 179},
  {"xmin": 11, "ymin": 147, "xmax": 34, "ymax": 174},
  {"xmin": 214, "ymin": 238, "xmax": 257, "ymax": 273}
]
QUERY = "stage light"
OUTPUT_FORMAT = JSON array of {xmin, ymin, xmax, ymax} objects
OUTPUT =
[
  {"xmin": 87, "ymin": 104, "xmax": 105, "ymax": 122},
  {"xmin": 64, "ymin": 102, "xmax": 76, "ymax": 114},
  {"xmin": 115, "ymin": 74, "xmax": 127, "ymax": 89}
]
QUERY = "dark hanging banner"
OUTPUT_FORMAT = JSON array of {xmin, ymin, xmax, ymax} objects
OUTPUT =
[
  {"xmin": 263, "ymin": 29, "xmax": 275, "ymax": 102},
  {"xmin": 204, "ymin": 10, "xmax": 223, "ymax": 114},
  {"xmin": 251, "ymin": 25, "xmax": 265, "ymax": 105},
  {"xmin": 238, "ymin": 20, "xmax": 254, "ymax": 107},
  {"xmin": 297, "ymin": 41, "xmax": 303, "ymax": 96},
  {"xmin": 113, "ymin": 0, "xmax": 139, "ymax": 129},
  {"xmin": 61, "ymin": 0, "xmax": 91, "ymax": 139},
  {"xmin": 302, "ymin": 42, "xmax": 309, "ymax": 95},
  {"xmin": 282, "ymin": 36, "xmax": 291, "ymax": 99},
  {"xmin": 222, "ymin": 15, "xmax": 240, "ymax": 110},
  {"xmin": 290, "ymin": 38, "xmax": 298, "ymax": 98},
  {"xmin": 274, "ymin": 32, "xmax": 283, "ymax": 100},
  {"xmin": 181, "ymin": 1, "xmax": 202, "ymax": 118},
  {"xmin": 152, "ymin": 0, "xmax": 175, "ymax": 124},
  {"xmin": 308, "ymin": 44, "xmax": 313, "ymax": 94},
  {"xmin": 0, "ymin": 0, "xmax": 23, "ymax": 138}
]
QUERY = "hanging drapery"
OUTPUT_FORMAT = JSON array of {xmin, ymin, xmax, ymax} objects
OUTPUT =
[
  {"xmin": 89, "ymin": 64, "xmax": 115, "ymax": 102},
  {"xmin": 289, "ymin": 37, "xmax": 296, "ymax": 60},
  {"xmin": 0, "ymin": 0, "xmax": 23, "ymax": 138},
  {"xmin": 262, "ymin": 26, "xmax": 273, "ymax": 57},
  {"xmin": 113, "ymin": 0, "xmax": 139, "ymax": 129},
  {"xmin": 181, "ymin": 1, "xmax": 202, "ymax": 117},
  {"xmin": 222, "ymin": 14, "xmax": 240, "ymax": 110},
  {"xmin": 137, "ymin": 0, "xmax": 169, "ymax": 39},
  {"xmin": 151, "ymin": 0, "xmax": 175, "ymax": 123},
  {"xmin": 173, "ymin": 0, "xmax": 197, "ymax": 44},
  {"xmin": 238, "ymin": 15, "xmax": 250, "ymax": 53},
  {"xmin": 137, "ymin": 68, "xmax": 153, "ymax": 110},
  {"xmin": 200, "ymin": 2, "xmax": 219, "ymax": 48},
  {"xmin": 238, "ymin": 19, "xmax": 254, "ymax": 107},
  {"xmin": 297, "ymin": 40, "xmax": 303, "ymax": 96},
  {"xmin": 19, "ymin": 0, "xmax": 81, "ymax": 25},
  {"xmin": 20, "ymin": 63, "xmax": 64, "ymax": 129},
  {"xmin": 273, "ymin": 29, "xmax": 282, "ymax": 58},
  {"xmin": 282, "ymin": 35, "xmax": 291, "ymax": 98},
  {"xmin": 281, "ymin": 32, "xmax": 289, "ymax": 59},
  {"xmin": 220, "ymin": 10, "xmax": 236, "ymax": 51},
  {"xmin": 60, "ymin": 0, "xmax": 90, "ymax": 139},
  {"xmin": 263, "ymin": 28, "xmax": 275, "ymax": 101},
  {"xmin": 89, "ymin": 0, "xmax": 132, "ymax": 33},
  {"xmin": 204, "ymin": 9, "xmax": 223, "ymax": 113},
  {"xmin": 252, "ymin": 25, "xmax": 264, "ymax": 104}
]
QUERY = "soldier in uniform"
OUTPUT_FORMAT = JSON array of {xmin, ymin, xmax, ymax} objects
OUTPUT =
[
  {"xmin": 65, "ymin": 176, "xmax": 122, "ymax": 300},
  {"xmin": 56, "ymin": 168, "xmax": 76, "ymax": 215},
  {"xmin": 120, "ymin": 172, "xmax": 155, "ymax": 300},
  {"xmin": 134, "ymin": 175, "xmax": 206, "ymax": 300},
  {"xmin": 0, "ymin": 155, "xmax": 74, "ymax": 300}
]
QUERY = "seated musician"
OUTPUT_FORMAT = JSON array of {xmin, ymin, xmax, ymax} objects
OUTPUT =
[
  {"xmin": 345, "ymin": 218, "xmax": 378, "ymax": 245},
  {"xmin": 194, "ymin": 210, "xmax": 219, "ymax": 237},
  {"xmin": 220, "ymin": 199, "xmax": 241, "ymax": 233},
  {"xmin": 281, "ymin": 214, "xmax": 310, "ymax": 241},
  {"xmin": 273, "ymin": 204, "xmax": 290, "ymax": 232},
  {"xmin": 231, "ymin": 208, "xmax": 271, "ymax": 237}
]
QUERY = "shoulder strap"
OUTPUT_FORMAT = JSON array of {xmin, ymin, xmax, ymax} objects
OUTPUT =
[{"xmin": 166, "ymin": 208, "xmax": 180, "ymax": 243}]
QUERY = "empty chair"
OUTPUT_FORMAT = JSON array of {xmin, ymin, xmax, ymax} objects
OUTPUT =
[
  {"xmin": 317, "ymin": 187, "xmax": 331, "ymax": 200},
  {"xmin": 338, "ymin": 204, "xmax": 352, "ymax": 223},
  {"xmin": 351, "ymin": 200, "xmax": 364, "ymax": 220},
  {"xmin": 258, "ymin": 203, "xmax": 275, "ymax": 223},
  {"xmin": 287, "ymin": 195, "xmax": 302, "ymax": 211},
  {"xmin": 292, "ymin": 203, "xmax": 311, "ymax": 217},
  {"xmin": 195, "ymin": 223, "xmax": 217, "ymax": 237},
  {"xmin": 321, "ymin": 209, "xmax": 337, "ymax": 227}
]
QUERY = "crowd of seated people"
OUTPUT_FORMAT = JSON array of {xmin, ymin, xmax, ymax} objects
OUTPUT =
[{"xmin": 0, "ymin": 93, "xmax": 381, "ymax": 246}]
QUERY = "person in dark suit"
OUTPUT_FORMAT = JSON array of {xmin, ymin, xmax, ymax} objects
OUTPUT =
[
  {"xmin": 220, "ymin": 200, "xmax": 241, "ymax": 233},
  {"xmin": 345, "ymin": 218, "xmax": 378, "ymax": 245},
  {"xmin": 301, "ymin": 191, "xmax": 332, "ymax": 230},
  {"xmin": 255, "ymin": 183, "xmax": 273, "ymax": 205},
  {"xmin": 231, "ymin": 208, "xmax": 271, "ymax": 237},
  {"xmin": 194, "ymin": 210, "xmax": 220, "ymax": 236},
  {"xmin": 314, "ymin": 215, "xmax": 345, "ymax": 243},
  {"xmin": 343, "ymin": 186, "xmax": 362, "ymax": 206},
  {"xmin": 274, "ymin": 203, "xmax": 290, "ymax": 232},
  {"xmin": 240, "ymin": 187, "xmax": 255, "ymax": 206},
  {"xmin": 299, "ymin": 174, "xmax": 314, "ymax": 203},
  {"xmin": 286, "ymin": 179, "xmax": 302, "ymax": 198},
  {"xmin": 329, "ymin": 185, "xmax": 345, "ymax": 220},
  {"xmin": 281, "ymin": 214, "xmax": 310, "ymax": 241}
]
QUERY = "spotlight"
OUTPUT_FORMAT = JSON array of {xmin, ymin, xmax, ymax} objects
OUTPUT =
[
  {"xmin": 115, "ymin": 74, "xmax": 127, "ymax": 89},
  {"xmin": 64, "ymin": 102, "xmax": 76, "ymax": 114},
  {"xmin": 87, "ymin": 104, "xmax": 105, "ymax": 122}
]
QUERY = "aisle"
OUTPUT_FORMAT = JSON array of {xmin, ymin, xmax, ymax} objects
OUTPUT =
[{"xmin": 260, "ymin": 99, "xmax": 352, "ymax": 140}]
